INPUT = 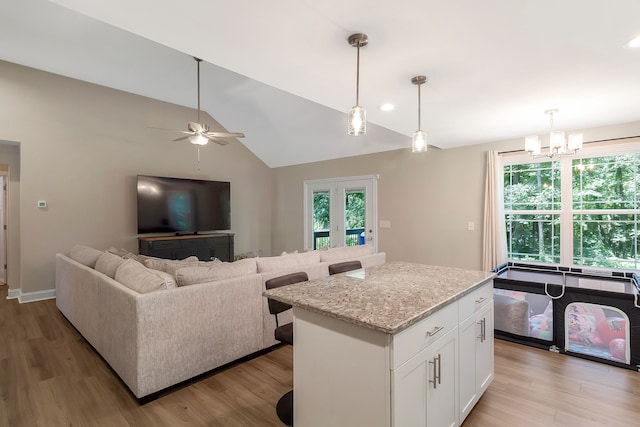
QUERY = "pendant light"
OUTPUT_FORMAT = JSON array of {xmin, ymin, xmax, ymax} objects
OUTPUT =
[
  {"xmin": 347, "ymin": 33, "xmax": 368, "ymax": 136},
  {"xmin": 411, "ymin": 75, "xmax": 428, "ymax": 153}
]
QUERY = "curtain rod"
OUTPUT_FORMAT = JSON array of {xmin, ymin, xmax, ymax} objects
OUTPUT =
[{"xmin": 498, "ymin": 135, "xmax": 640, "ymax": 155}]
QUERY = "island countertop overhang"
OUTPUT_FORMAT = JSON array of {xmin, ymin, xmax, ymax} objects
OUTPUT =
[{"xmin": 262, "ymin": 261, "xmax": 496, "ymax": 334}]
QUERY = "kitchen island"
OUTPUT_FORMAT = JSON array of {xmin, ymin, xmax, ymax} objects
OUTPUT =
[{"xmin": 263, "ymin": 261, "xmax": 496, "ymax": 427}]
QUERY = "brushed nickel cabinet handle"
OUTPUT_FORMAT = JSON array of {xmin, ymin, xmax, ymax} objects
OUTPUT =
[
  {"xmin": 477, "ymin": 318, "xmax": 486, "ymax": 342},
  {"xmin": 426, "ymin": 326, "xmax": 444, "ymax": 337},
  {"xmin": 428, "ymin": 354, "xmax": 441, "ymax": 389}
]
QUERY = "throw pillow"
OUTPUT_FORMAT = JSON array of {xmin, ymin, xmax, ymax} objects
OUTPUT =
[
  {"xmin": 256, "ymin": 251, "xmax": 320, "ymax": 273},
  {"xmin": 115, "ymin": 259, "xmax": 177, "ymax": 293},
  {"xmin": 144, "ymin": 257, "xmax": 218, "ymax": 276},
  {"xmin": 95, "ymin": 252, "xmax": 126, "ymax": 279},
  {"xmin": 176, "ymin": 258, "xmax": 257, "ymax": 286},
  {"xmin": 318, "ymin": 244, "xmax": 373, "ymax": 262},
  {"xmin": 69, "ymin": 244, "xmax": 104, "ymax": 268}
]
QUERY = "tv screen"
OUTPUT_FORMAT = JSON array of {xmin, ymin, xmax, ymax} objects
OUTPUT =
[{"xmin": 136, "ymin": 175, "xmax": 231, "ymax": 234}]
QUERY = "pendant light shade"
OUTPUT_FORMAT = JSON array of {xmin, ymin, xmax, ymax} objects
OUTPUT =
[
  {"xmin": 348, "ymin": 105, "xmax": 366, "ymax": 136},
  {"xmin": 347, "ymin": 33, "xmax": 368, "ymax": 136},
  {"xmin": 411, "ymin": 75, "xmax": 428, "ymax": 153}
]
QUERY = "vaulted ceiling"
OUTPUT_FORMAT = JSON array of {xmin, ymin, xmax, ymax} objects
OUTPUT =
[{"xmin": 2, "ymin": 0, "xmax": 639, "ymax": 167}]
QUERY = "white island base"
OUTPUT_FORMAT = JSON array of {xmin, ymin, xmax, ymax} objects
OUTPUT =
[{"xmin": 292, "ymin": 282, "xmax": 494, "ymax": 427}]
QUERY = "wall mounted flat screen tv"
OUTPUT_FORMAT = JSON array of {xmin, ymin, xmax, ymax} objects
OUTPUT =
[{"xmin": 137, "ymin": 175, "xmax": 231, "ymax": 234}]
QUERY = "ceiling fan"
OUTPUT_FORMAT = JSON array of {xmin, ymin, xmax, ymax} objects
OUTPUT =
[{"xmin": 172, "ymin": 57, "xmax": 245, "ymax": 146}]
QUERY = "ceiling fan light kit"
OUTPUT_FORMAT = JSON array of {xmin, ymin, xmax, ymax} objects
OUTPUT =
[{"xmin": 347, "ymin": 33, "xmax": 368, "ymax": 136}]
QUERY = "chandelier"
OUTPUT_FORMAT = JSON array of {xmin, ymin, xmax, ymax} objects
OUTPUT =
[{"xmin": 525, "ymin": 109, "xmax": 583, "ymax": 158}]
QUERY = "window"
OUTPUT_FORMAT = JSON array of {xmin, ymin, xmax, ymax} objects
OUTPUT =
[
  {"xmin": 503, "ymin": 144, "xmax": 640, "ymax": 270},
  {"xmin": 572, "ymin": 155, "xmax": 640, "ymax": 269},
  {"xmin": 504, "ymin": 161, "xmax": 561, "ymax": 263}
]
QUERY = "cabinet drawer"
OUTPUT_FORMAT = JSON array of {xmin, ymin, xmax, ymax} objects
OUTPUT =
[
  {"xmin": 147, "ymin": 240, "xmax": 181, "ymax": 250},
  {"xmin": 392, "ymin": 301, "xmax": 458, "ymax": 369},
  {"xmin": 458, "ymin": 281, "xmax": 493, "ymax": 322}
]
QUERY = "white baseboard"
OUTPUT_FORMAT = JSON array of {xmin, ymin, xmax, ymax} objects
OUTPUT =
[
  {"xmin": 6, "ymin": 287, "xmax": 20, "ymax": 300},
  {"xmin": 6, "ymin": 288, "xmax": 56, "ymax": 303}
]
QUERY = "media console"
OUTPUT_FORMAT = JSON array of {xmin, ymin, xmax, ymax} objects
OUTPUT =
[{"xmin": 138, "ymin": 233, "xmax": 234, "ymax": 262}]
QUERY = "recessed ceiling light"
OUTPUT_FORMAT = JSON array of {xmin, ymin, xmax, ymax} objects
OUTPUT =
[
  {"xmin": 380, "ymin": 103, "xmax": 395, "ymax": 111},
  {"xmin": 625, "ymin": 34, "xmax": 640, "ymax": 48}
]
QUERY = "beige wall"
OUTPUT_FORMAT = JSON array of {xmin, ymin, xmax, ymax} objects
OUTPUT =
[
  {"xmin": 0, "ymin": 143, "xmax": 21, "ymax": 290},
  {"xmin": 3, "ymin": 59, "xmax": 640, "ymax": 295},
  {"xmin": 273, "ymin": 121, "xmax": 640, "ymax": 271},
  {"xmin": 0, "ymin": 60, "xmax": 273, "ymax": 294}
]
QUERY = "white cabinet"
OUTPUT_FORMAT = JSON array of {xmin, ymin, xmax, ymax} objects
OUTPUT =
[
  {"xmin": 393, "ymin": 328, "xmax": 458, "ymax": 427},
  {"xmin": 292, "ymin": 280, "xmax": 494, "ymax": 427},
  {"xmin": 458, "ymin": 285, "xmax": 494, "ymax": 423}
]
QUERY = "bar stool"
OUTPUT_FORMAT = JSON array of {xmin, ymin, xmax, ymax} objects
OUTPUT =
[{"xmin": 265, "ymin": 271, "xmax": 309, "ymax": 426}]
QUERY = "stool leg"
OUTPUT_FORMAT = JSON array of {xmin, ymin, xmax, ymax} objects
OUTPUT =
[{"xmin": 276, "ymin": 390, "xmax": 293, "ymax": 426}]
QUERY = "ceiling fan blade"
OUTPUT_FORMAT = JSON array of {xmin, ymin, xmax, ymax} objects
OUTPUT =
[
  {"xmin": 173, "ymin": 136, "xmax": 191, "ymax": 142},
  {"xmin": 210, "ymin": 138, "xmax": 231, "ymax": 146},
  {"xmin": 205, "ymin": 131, "xmax": 245, "ymax": 138},
  {"xmin": 188, "ymin": 122, "xmax": 205, "ymax": 133}
]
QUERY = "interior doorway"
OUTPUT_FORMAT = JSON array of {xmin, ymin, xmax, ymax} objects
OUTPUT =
[{"xmin": 303, "ymin": 175, "xmax": 377, "ymax": 252}]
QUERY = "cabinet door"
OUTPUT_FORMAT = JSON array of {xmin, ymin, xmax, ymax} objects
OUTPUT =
[
  {"xmin": 476, "ymin": 302, "xmax": 494, "ymax": 394},
  {"xmin": 392, "ymin": 328, "xmax": 457, "ymax": 427},
  {"xmin": 426, "ymin": 330, "xmax": 458, "ymax": 427},
  {"xmin": 459, "ymin": 301, "xmax": 494, "ymax": 422},
  {"xmin": 392, "ymin": 347, "xmax": 427, "ymax": 426}
]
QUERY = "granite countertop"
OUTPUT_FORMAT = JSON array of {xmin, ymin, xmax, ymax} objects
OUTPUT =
[{"xmin": 262, "ymin": 261, "xmax": 496, "ymax": 334}]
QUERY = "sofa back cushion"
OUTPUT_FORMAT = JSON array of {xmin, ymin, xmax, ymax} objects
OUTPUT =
[
  {"xmin": 143, "ymin": 257, "xmax": 206, "ymax": 276},
  {"xmin": 115, "ymin": 259, "xmax": 177, "ymax": 293},
  {"xmin": 95, "ymin": 252, "xmax": 126, "ymax": 279},
  {"xmin": 175, "ymin": 258, "xmax": 257, "ymax": 287},
  {"xmin": 69, "ymin": 245, "xmax": 104, "ymax": 268},
  {"xmin": 256, "ymin": 251, "xmax": 320, "ymax": 273},
  {"xmin": 319, "ymin": 245, "xmax": 374, "ymax": 263}
]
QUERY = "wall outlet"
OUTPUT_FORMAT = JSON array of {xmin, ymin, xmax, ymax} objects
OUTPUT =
[{"xmin": 467, "ymin": 221, "xmax": 475, "ymax": 231}]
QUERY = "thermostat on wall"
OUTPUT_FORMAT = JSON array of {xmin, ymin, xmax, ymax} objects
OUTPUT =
[{"xmin": 37, "ymin": 201, "xmax": 47, "ymax": 208}]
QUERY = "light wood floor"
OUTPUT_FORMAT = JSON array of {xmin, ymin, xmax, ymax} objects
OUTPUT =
[{"xmin": 1, "ymin": 285, "xmax": 639, "ymax": 427}]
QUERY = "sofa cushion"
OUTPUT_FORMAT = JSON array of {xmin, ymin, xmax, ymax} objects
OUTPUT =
[
  {"xmin": 319, "ymin": 245, "xmax": 374, "ymax": 263},
  {"xmin": 69, "ymin": 244, "xmax": 104, "ymax": 268},
  {"xmin": 256, "ymin": 251, "xmax": 320, "ymax": 273},
  {"xmin": 176, "ymin": 258, "xmax": 257, "ymax": 287},
  {"xmin": 144, "ymin": 257, "xmax": 207, "ymax": 276},
  {"xmin": 95, "ymin": 251, "xmax": 126, "ymax": 279},
  {"xmin": 115, "ymin": 259, "xmax": 177, "ymax": 293}
]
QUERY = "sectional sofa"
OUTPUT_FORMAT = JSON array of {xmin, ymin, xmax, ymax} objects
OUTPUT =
[{"xmin": 55, "ymin": 244, "xmax": 385, "ymax": 400}]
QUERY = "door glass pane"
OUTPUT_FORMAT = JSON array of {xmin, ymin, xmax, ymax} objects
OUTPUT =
[
  {"xmin": 345, "ymin": 190, "xmax": 365, "ymax": 246},
  {"xmin": 313, "ymin": 191, "xmax": 330, "ymax": 249}
]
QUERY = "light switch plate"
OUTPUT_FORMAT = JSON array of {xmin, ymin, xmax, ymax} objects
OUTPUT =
[{"xmin": 380, "ymin": 220, "xmax": 391, "ymax": 229}]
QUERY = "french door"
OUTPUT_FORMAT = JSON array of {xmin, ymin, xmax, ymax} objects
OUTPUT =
[{"xmin": 303, "ymin": 175, "xmax": 377, "ymax": 251}]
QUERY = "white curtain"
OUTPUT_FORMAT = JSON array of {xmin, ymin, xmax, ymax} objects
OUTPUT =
[{"xmin": 482, "ymin": 150, "xmax": 507, "ymax": 271}]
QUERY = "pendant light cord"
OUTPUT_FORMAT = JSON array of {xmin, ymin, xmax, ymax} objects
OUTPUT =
[
  {"xmin": 355, "ymin": 44, "xmax": 361, "ymax": 106},
  {"xmin": 417, "ymin": 82, "xmax": 422, "ymax": 130}
]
